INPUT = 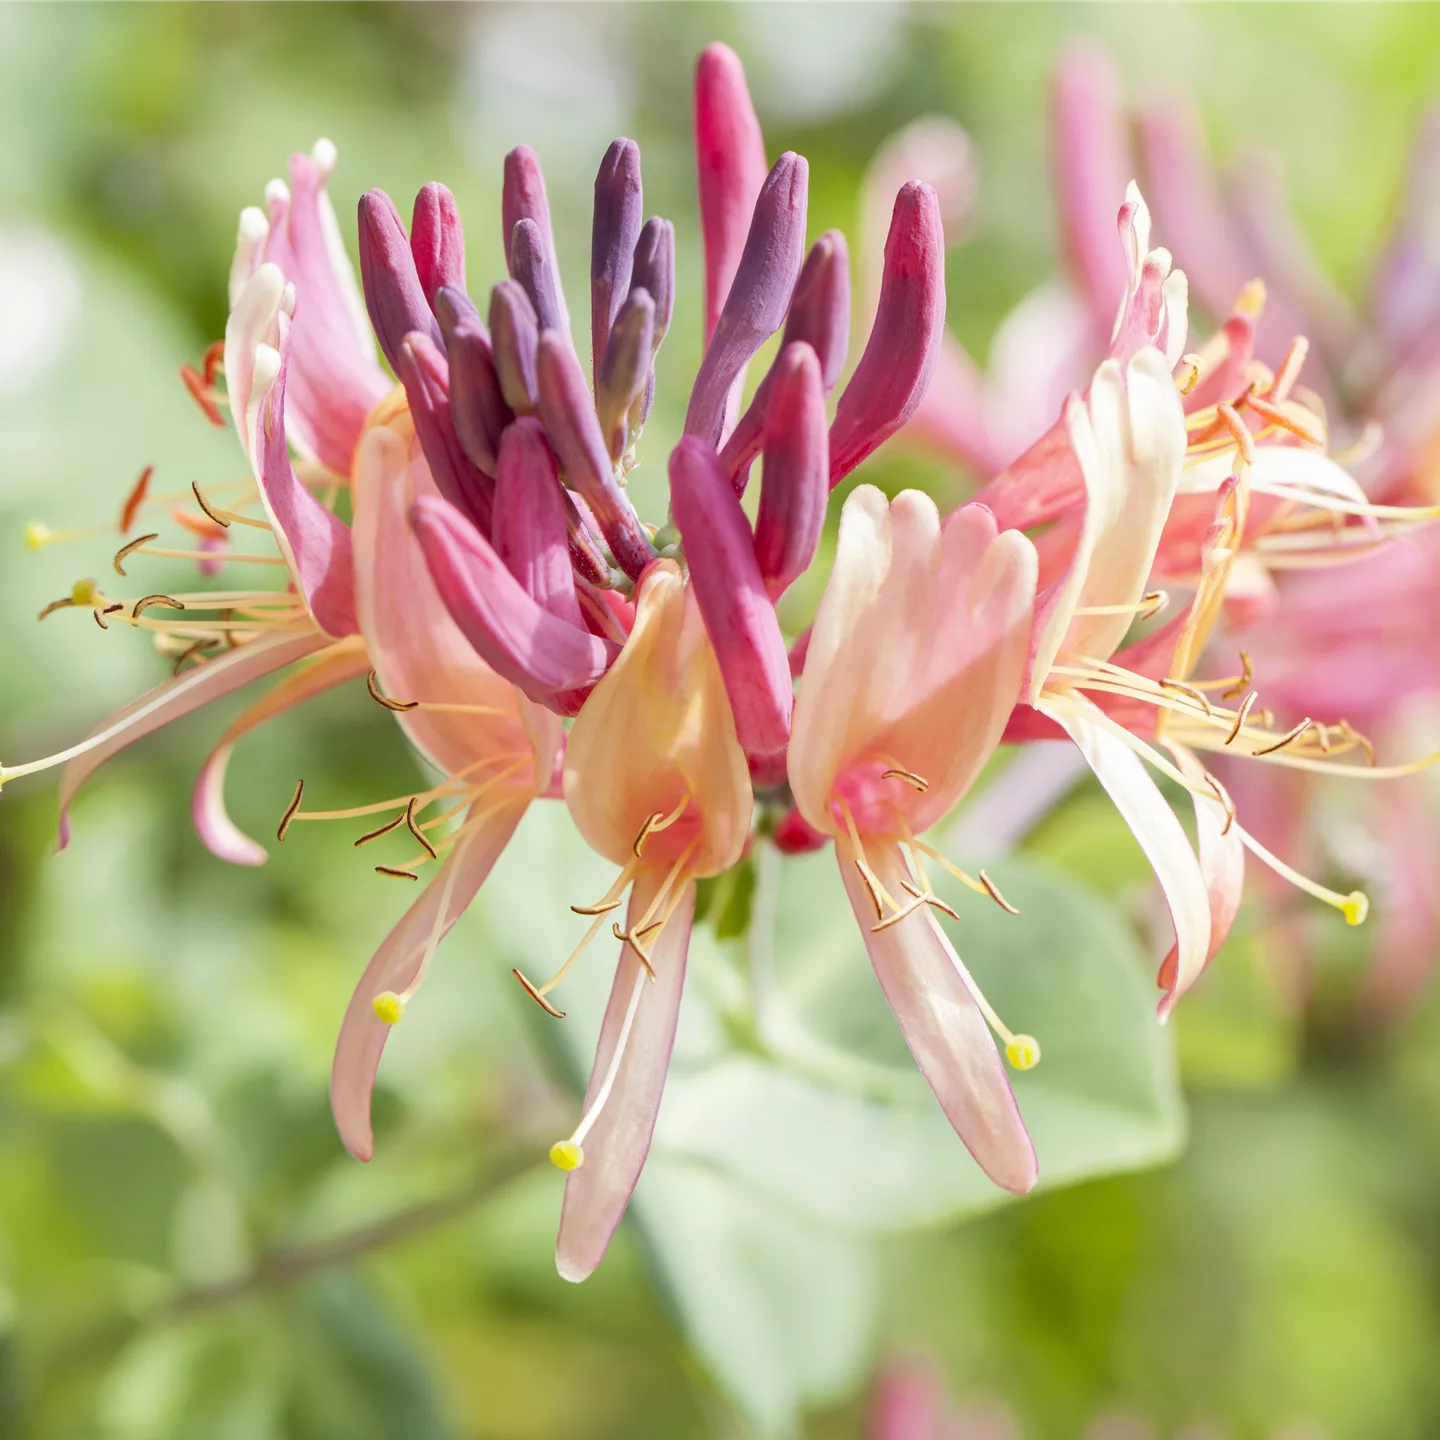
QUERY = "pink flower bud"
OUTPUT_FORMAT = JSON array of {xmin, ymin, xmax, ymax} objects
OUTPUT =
[
  {"xmin": 358, "ymin": 189, "xmax": 443, "ymax": 370},
  {"xmin": 489, "ymin": 279, "xmax": 540, "ymax": 414},
  {"xmin": 596, "ymin": 288, "xmax": 655, "ymax": 461},
  {"xmin": 410, "ymin": 182, "xmax": 466, "ymax": 306},
  {"xmin": 754, "ymin": 343, "xmax": 827, "ymax": 599},
  {"xmin": 502, "ymin": 145, "xmax": 571, "ymax": 338},
  {"xmin": 590, "ymin": 138, "xmax": 644, "ymax": 385},
  {"xmin": 829, "ymin": 181, "xmax": 945, "ymax": 486},
  {"xmin": 510, "ymin": 216, "xmax": 568, "ymax": 339},
  {"xmin": 436, "ymin": 288, "xmax": 512, "ymax": 476}
]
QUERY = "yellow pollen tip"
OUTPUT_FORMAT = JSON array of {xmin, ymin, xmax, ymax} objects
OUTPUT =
[
  {"xmin": 372, "ymin": 990, "xmax": 405, "ymax": 1025},
  {"xmin": 1005, "ymin": 1035, "xmax": 1041, "ymax": 1071},
  {"xmin": 1341, "ymin": 891, "xmax": 1369, "ymax": 927},
  {"xmin": 70, "ymin": 578, "xmax": 99, "ymax": 607},
  {"xmin": 24, "ymin": 522, "xmax": 51, "ymax": 550},
  {"xmin": 549, "ymin": 1140, "xmax": 584, "ymax": 1171},
  {"xmin": 1235, "ymin": 278, "xmax": 1267, "ymax": 319}
]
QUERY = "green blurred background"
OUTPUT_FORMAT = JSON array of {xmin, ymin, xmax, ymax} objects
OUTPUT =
[{"xmin": 1, "ymin": 5, "xmax": 1439, "ymax": 1437}]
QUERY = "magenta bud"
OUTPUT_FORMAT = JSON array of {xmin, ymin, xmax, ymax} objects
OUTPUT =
[
  {"xmin": 719, "ymin": 230, "xmax": 850, "ymax": 486},
  {"xmin": 489, "ymin": 279, "xmax": 540, "ymax": 414},
  {"xmin": 410, "ymin": 182, "xmax": 467, "ymax": 307},
  {"xmin": 669, "ymin": 436, "xmax": 793, "ymax": 765},
  {"xmin": 694, "ymin": 43, "xmax": 770, "ymax": 342},
  {"xmin": 754, "ymin": 344, "xmax": 827, "ymax": 599},
  {"xmin": 437, "ymin": 297, "xmax": 512, "ymax": 477},
  {"xmin": 502, "ymin": 146, "xmax": 571, "ymax": 338},
  {"xmin": 630, "ymin": 217, "xmax": 675, "ymax": 347},
  {"xmin": 536, "ymin": 332, "xmax": 655, "ymax": 582},
  {"xmin": 491, "ymin": 418, "xmax": 585, "ymax": 629},
  {"xmin": 510, "ymin": 216, "xmax": 568, "ymax": 340},
  {"xmin": 433, "ymin": 284, "xmax": 486, "ymax": 342},
  {"xmin": 596, "ymin": 288, "xmax": 655, "ymax": 461},
  {"xmin": 684, "ymin": 151, "xmax": 809, "ymax": 447},
  {"xmin": 591, "ymin": 138, "xmax": 644, "ymax": 385},
  {"xmin": 411, "ymin": 493, "xmax": 617, "ymax": 708},
  {"xmin": 828, "ymin": 181, "xmax": 945, "ymax": 487},
  {"xmin": 396, "ymin": 332, "xmax": 495, "ymax": 535},
  {"xmin": 358, "ymin": 189, "xmax": 443, "ymax": 370}
]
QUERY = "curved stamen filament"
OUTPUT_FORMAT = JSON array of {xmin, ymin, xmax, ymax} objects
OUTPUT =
[
  {"xmin": 128, "ymin": 546, "xmax": 287, "ymax": 567},
  {"xmin": 516, "ymin": 860, "xmax": 641, "ymax": 1008},
  {"xmin": 632, "ymin": 796, "xmax": 690, "ymax": 859},
  {"xmin": 290, "ymin": 754, "xmax": 528, "ymax": 822},
  {"xmin": 1074, "ymin": 590, "xmax": 1169, "ymax": 620},
  {"xmin": 1234, "ymin": 823, "xmax": 1367, "ymax": 926}
]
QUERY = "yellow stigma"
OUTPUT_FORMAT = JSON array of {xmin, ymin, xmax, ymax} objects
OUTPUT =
[
  {"xmin": 372, "ymin": 990, "xmax": 405, "ymax": 1025},
  {"xmin": 24, "ymin": 522, "xmax": 51, "ymax": 550},
  {"xmin": 549, "ymin": 1140, "xmax": 584, "ymax": 1171},
  {"xmin": 1341, "ymin": 891, "xmax": 1369, "ymax": 927},
  {"xmin": 1005, "ymin": 1034, "xmax": 1041, "ymax": 1071},
  {"xmin": 1235, "ymin": 278, "xmax": 1267, "ymax": 318},
  {"xmin": 70, "ymin": 577, "xmax": 99, "ymax": 607}
]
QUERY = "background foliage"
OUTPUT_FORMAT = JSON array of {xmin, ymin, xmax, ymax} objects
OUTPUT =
[{"xmin": 1, "ymin": 5, "xmax": 1439, "ymax": 1437}]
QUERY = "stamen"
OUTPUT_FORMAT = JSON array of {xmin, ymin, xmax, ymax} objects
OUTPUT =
[
  {"xmin": 375, "ymin": 866, "xmax": 420, "ymax": 881},
  {"xmin": 367, "ymin": 670, "xmax": 418, "ymax": 712},
  {"xmin": 201, "ymin": 340, "xmax": 225, "ymax": 386},
  {"xmin": 881, "ymin": 766, "xmax": 930, "ymax": 793},
  {"xmin": 169, "ymin": 638, "xmax": 216, "ymax": 674},
  {"xmin": 1251, "ymin": 717, "xmax": 1313, "ymax": 757},
  {"xmin": 1218, "ymin": 403, "xmax": 1256, "ymax": 466},
  {"xmin": 36, "ymin": 596, "xmax": 76, "ymax": 622},
  {"xmin": 571, "ymin": 899, "xmax": 623, "ymax": 917},
  {"xmin": 354, "ymin": 812, "xmax": 406, "ymax": 847},
  {"xmin": 1338, "ymin": 720, "xmax": 1376, "ymax": 766},
  {"xmin": 404, "ymin": 796, "xmax": 437, "ymax": 859},
  {"xmin": 113, "ymin": 534, "xmax": 160, "ymax": 576},
  {"xmin": 1219, "ymin": 650, "xmax": 1253, "ymax": 701},
  {"xmin": 132, "ymin": 594, "xmax": 186, "ymax": 618},
  {"xmin": 25, "ymin": 520, "xmax": 111, "ymax": 551},
  {"xmin": 910, "ymin": 840, "xmax": 1021, "ymax": 916},
  {"xmin": 120, "ymin": 466, "xmax": 154, "ymax": 533},
  {"xmin": 1224, "ymin": 692, "xmax": 1258, "ymax": 745},
  {"xmin": 610, "ymin": 921, "xmax": 657, "ymax": 978},
  {"xmin": 1160, "ymin": 677, "xmax": 1214, "ymax": 716},
  {"xmin": 1244, "ymin": 391, "xmax": 1325, "ymax": 446},
  {"xmin": 191, "ymin": 481, "xmax": 271, "ymax": 531},
  {"xmin": 132, "ymin": 547, "xmax": 286, "ymax": 567},
  {"xmin": 180, "ymin": 363, "xmax": 227, "ymax": 427},
  {"xmin": 632, "ymin": 796, "xmax": 689, "ymax": 858},
  {"xmin": 512, "ymin": 968, "xmax": 566, "ymax": 1018},
  {"xmin": 1234, "ymin": 823, "xmax": 1368, "ymax": 926},
  {"xmin": 1235, "ymin": 278, "xmax": 1267, "ymax": 318},
  {"xmin": 978, "ymin": 869, "xmax": 1020, "ymax": 916},
  {"xmin": 837, "ymin": 800, "xmax": 899, "ymax": 918},
  {"xmin": 373, "ymin": 992, "xmax": 405, "ymax": 1025},
  {"xmin": 900, "ymin": 877, "xmax": 960, "ymax": 922},
  {"xmin": 1267, "ymin": 336, "xmax": 1309, "ymax": 403},
  {"xmin": 1202, "ymin": 771, "xmax": 1237, "ymax": 835},
  {"xmin": 1074, "ymin": 590, "xmax": 1168, "ymax": 619},
  {"xmin": 277, "ymin": 780, "xmax": 304, "ymax": 841},
  {"xmin": 1175, "ymin": 354, "xmax": 1203, "ymax": 395}
]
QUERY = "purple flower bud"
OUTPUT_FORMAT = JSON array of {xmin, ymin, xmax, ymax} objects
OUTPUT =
[
  {"xmin": 754, "ymin": 343, "xmax": 827, "ymax": 600},
  {"xmin": 491, "ymin": 418, "xmax": 585, "ymax": 629},
  {"xmin": 719, "ymin": 230, "xmax": 850, "ymax": 486},
  {"xmin": 503, "ymin": 146, "xmax": 571, "ymax": 338},
  {"xmin": 412, "ymin": 493, "xmax": 616, "ymax": 711},
  {"xmin": 436, "ymin": 294, "xmax": 511, "ymax": 477},
  {"xmin": 410, "ymin": 182, "xmax": 466, "ymax": 306},
  {"xmin": 395, "ymin": 332, "xmax": 495, "ymax": 535},
  {"xmin": 630, "ymin": 217, "xmax": 676, "ymax": 346},
  {"xmin": 536, "ymin": 332, "xmax": 656, "ymax": 583},
  {"xmin": 591, "ymin": 138, "xmax": 643, "ymax": 385},
  {"xmin": 358, "ymin": 189, "xmax": 443, "ymax": 371},
  {"xmin": 694, "ymin": 43, "xmax": 769, "ymax": 343},
  {"xmin": 669, "ymin": 436, "xmax": 792, "ymax": 768},
  {"xmin": 684, "ymin": 152, "xmax": 809, "ymax": 447},
  {"xmin": 489, "ymin": 279, "xmax": 540, "ymax": 414},
  {"xmin": 829, "ymin": 181, "xmax": 945, "ymax": 487},
  {"xmin": 510, "ymin": 217, "xmax": 568, "ymax": 340},
  {"xmin": 596, "ymin": 288, "xmax": 654, "ymax": 462}
]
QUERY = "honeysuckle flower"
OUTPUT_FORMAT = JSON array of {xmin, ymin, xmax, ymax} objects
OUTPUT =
[{"xmin": 789, "ymin": 485, "xmax": 1041, "ymax": 1192}]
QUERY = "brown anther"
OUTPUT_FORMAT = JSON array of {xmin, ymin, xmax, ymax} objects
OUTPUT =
[
  {"xmin": 113, "ymin": 533, "xmax": 159, "ymax": 576},
  {"xmin": 190, "ymin": 481, "xmax": 231, "ymax": 529},
  {"xmin": 375, "ymin": 866, "xmax": 420, "ymax": 881},
  {"xmin": 180, "ymin": 363, "xmax": 226, "ymax": 427},
  {"xmin": 1220, "ymin": 649, "xmax": 1253, "ymax": 701},
  {"xmin": 1338, "ymin": 719, "xmax": 1377, "ymax": 766},
  {"xmin": 633, "ymin": 918, "xmax": 667, "ymax": 941},
  {"xmin": 36, "ymin": 597, "xmax": 75, "ymax": 621},
  {"xmin": 881, "ymin": 766, "xmax": 930, "ymax": 793},
  {"xmin": 1218, "ymin": 402, "xmax": 1256, "ymax": 466},
  {"xmin": 1140, "ymin": 590, "xmax": 1170, "ymax": 619},
  {"xmin": 200, "ymin": 339, "xmax": 225, "ymax": 387},
  {"xmin": 978, "ymin": 869, "xmax": 1020, "ymax": 916},
  {"xmin": 1202, "ymin": 771, "xmax": 1237, "ymax": 836},
  {"xmin": 512, "ymin": 968, "xmax": 566, "ymax": 1018},
  {"xmin": 366, "ymin": 669, "xmax": 417, "ymax": 712},
  {"xmin": 219, "ymin": 608, "xmax": 240, "ymax": 649},
  {"xmin": 1244, "ymin": 391, "xmax": 1325, "ymax": 447},
  {"xmin": 119, "ymin": 465, "xmax": 154, "ymax": 534},
  {"xmin": 277, "ymin": 779, "xmax": 304, "ymax": 841},
  {"xmin": 871, "ymin": 897, "xmax": 928, "ymax": 933},
  {"xmin": 570, "ymin": 898, "xmax": 623, "ymax": 917},
  {"xmin": 1224, "ymin": 691, "xmax": 1258, "ymax": 745},
  {"xmin": 93, "ymin": 607, "xmax": 110, "ymax": 631},
  {"xmin": 611, "ymin": 923, "xmax": 657, "ymax": 978},
  {"xmin": 899, "ymin": 878, "xmax": 961, "ymax": 922},
  {"xmin": 404, "ymin": 795, "xmax": 437, "ymax": 859},
  {"xmin": 1315, "ymin": 722, "xmax": 1332, "ymax": 754},
  {"xmin": 853, "ymin": 859, "xmax": 885, "ymax": 921},
  {"xmin": 170, "ymin": 639, "xmax": 215, "ymax": 674},
  {"xmin": 132, "ymin": 593, "xmax": 185, "ymax": 618},
  {"xmin": 632, "ymin": 810, "xmax": 665, "ymax": 859},
  {"xmin": 1176, "ymin": 354, "xmax": 1203, "ymax": 395},
  {"xmin": 354, "ymin": 812, "xmax": 406, "ymax": 848},
  {"xmin": 1160, "ymin": 677, "xmax": 1213, "ymax": 716}
]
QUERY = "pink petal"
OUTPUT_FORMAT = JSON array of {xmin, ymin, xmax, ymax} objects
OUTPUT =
[
  {"xmin": 410, "ymin": 181, "xmax": 467, "ymax": 305},
  {"xmin": 57, "ymin": 629, "xmax": 330, "ymax": 850},
  {"xmin": 331, "ymin": 796, "xmax": 531, "ymax": 1162},
  {"xmin": 192, "ymin": 638, "xmax": 371, "ymax": 866},
  {"xmin": 556, "ymin": 874, "xmax": 696, "ymax": 1282},
  {"xmin": 838, "ymin": 840, "xmax": 1036, "ymax": 1194},
  {"xmin": 754, "ymin": 342, "xmax": 828, "ymax": 599}
]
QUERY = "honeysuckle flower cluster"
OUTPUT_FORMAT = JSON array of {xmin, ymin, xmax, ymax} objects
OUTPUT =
[{"xmin": 8, "ymin": 39, "xmax": 1440, "ymax": 1281}]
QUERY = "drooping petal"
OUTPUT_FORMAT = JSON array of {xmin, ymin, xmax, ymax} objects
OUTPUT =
[
  {"xmin": 556, "ymin": 873, "xmax": 695, "ymax": 1283},
  {"xmin": 57, "ymin": 629, "xmax": 331, "ymax": 849},
  {"xmin": 839, "ymin": 840, "xmax": 1036, "ymax": 1194},
  {"xmin": 192, "ymin": 637, "xmax": 370, "ymax": 866},
  {"xmin": 331, "ymin": 795, "xmax": 531, "ymax": 1162}
]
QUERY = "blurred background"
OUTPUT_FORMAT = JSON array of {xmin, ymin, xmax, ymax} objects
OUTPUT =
[{"xmin": 1, "ymin": 4, "xmax": 1439, "ymax": 1437}]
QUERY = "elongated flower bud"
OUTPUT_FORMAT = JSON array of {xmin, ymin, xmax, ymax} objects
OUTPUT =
[
  {"xmin": 510, "ymin": 216, "xmax": 568, "ymax": 339},
  {"xmin": 396, "ymin": 332, "xmax": 495, "ymax": 535},
  {"xmin": 630, "ymin": 217, "xmax": 675, "ymax": 347},
  {"xmin": 437, "ymin": 290, "xmax": 512, "ymax": 477},
  {"xmin": 694, "ymin": 43, "xmax": 769, "ymax": 342},
  {"xmin": 536, "ymin": 332, "xmax": 655, "ymax": 581},
  {"xmin": 489, "ymin": 279, "xmax": 540, "ymax": 414},
  {"xmin": 720, "ymin": 230, "xmax": 850, "ymax": 484},
  {"xmin": 503, "ymin": 145, "xmax": 571, "ymax": 339},
  {"xmin": 754, "ymin": 343, "xmax": 827, "ymax": 599},
  {"xmin": 410, "ymin": 182, "xmax": 466, "ymax": 306},
  {"xmin": 591, "ymin": 138, "xmax": 643, "ymax": 385},
  {"xmin": 829, "ymin": 181, "xmax": 945, "ymax": 487},
  {"xmin": 412, "ymin": 493, "xmax": 616, "ymax": 707},
  {"xmin": 669, "ymin": 436, "xmax": 792, "ymax": 769},
  {"xmin": 491, "ymin": 418, "xmax": 585, "ymax": 628},
  {"xmin": 358, "ymin": 189, "xmax": 442, "ymax": 370},
  {"xmin": 685, "ymin": 152, "xmax": 809, "ymax": 447},
  {"xmin": 596, "ymin": 289, "xmax": 654, "ymax": 462}
]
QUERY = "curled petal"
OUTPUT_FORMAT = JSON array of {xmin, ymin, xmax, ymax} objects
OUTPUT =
[
  {"xmin": 839, "ymin": 841, "xmax": 1036, "ymax": 1194},
  {"xmin": 410, "ymin": 181, "xmax": 467, "ymax": 305},
  {"xmin": 693, "ymin": 43, "xmax": 769, "ymax": 342},
  {"xmin": 754, "ymin": 342, "xmax": 828, "ymax": 598},
  {"xmin": 331, "ymin": 796, "xmax": 531, "ymax": 1162},
  {"xmin": 358, "ymin": 188, "xmax": 443, "ymax": 370},
  {"xmin": 556, "ymin": 875, "xmax": 695, "ymax": 1282},
  {"xmin": 591, "ymin": 137, "xmax": 644, "ymax": 384},
  {"xmin": 192, "ymin": 638, "xmax": 370, "ymax": 866}
]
